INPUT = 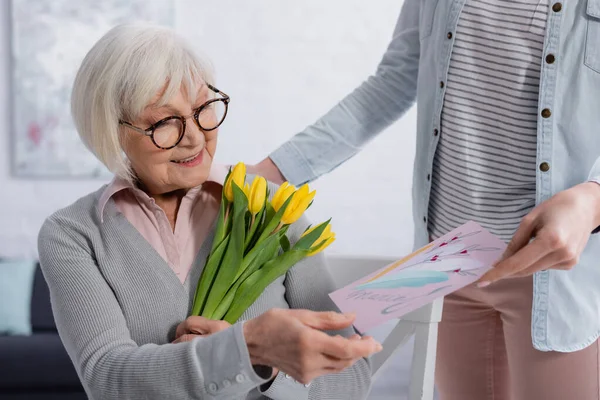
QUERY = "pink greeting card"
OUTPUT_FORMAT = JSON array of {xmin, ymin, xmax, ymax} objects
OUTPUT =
[{"xmin": 329, "ymin": 221, "xmax": 507, "ymax": 333}]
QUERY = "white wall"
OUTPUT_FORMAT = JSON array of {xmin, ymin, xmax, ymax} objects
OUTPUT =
[{"xmin": 0, "ymin": 0, "xmax": 416, "ymax": 259}]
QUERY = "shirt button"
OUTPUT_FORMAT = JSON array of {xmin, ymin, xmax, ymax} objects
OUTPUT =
[
  {"xmin": 552, "ymin": 2, "xmax": 562, "ymax": 12},
  {"xmin": 285, "ymin": 374, "xmax": 292, "ymax": 380},
  {"xmin": 434, "ymin": 128, "xmax": 439, "ymax": 136},
  {"xmin": 541, "ymin": 108, "xmax": 552, "ymax": 118},
  {"xmin": 235, "ymin": 373, "xmax": 246, "ymax": 383},
  {"xmin": 539, "ymin": 162, "xmax": 550, "ymax": 172},
  {"xmin": 423, "ymin": 216, "xmax": 427, "ymax": 223},
  {"xmin": 545, "ymin": 54, "xmax": 556, "ymax": 64},
  {"xmin": 427, "ymin": 174, "xmax": 431, "ymax": 181},
  {"xmin": 222, "ymin": 379, "xmax": 231, "ymax": 388},
  {"xmin": 440, "ymin": 81, "xmax": 445, "ymax": 88},
  {"xmin": 208, "ymin": 382, "xmax": 218, "ymax": 393},
  {"xmin": 447, "ymin": 32, "xmax": 453, "ymax": 39},
  {"xmin": 304, "ymin": 383, "xmax": 311, "ymax": 388}
]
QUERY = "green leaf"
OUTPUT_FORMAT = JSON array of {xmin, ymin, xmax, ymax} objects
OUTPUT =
[
  {"xmin": 223, "ymin": 270, "xmax": 264, "ymax": 324},
  {"xmin": 210, "ymin": 198, "xmax": 230, "ymax": 255},
  {"xmin": 246, "ymin": 234, "xmax": 282, "ymax": 276},
  {"xmin": 224, "ymin": 249, "xmax": 309, "ymax": 323},
  {"xmin": 264, "ymin": 202, "xmax": 276, "ymax": 226},
  {"xmin": 234, "ymin": 229, "xmax": 281, "ymax": 282},
  {"xmin": 210, "ymin": 169, "xmax": 233, "ymax": 255},
  {"xmin": 244, "ymin": 207, "xmax": 264, "ymax": 251},
  {"xmin": 279, "ymin": 234, "xmax": 291, "ymax": 252},
  {"xmin": 212, "ymin": 236, "xmax": 282, "ymax": 320},
  {"xmin": 254, "ymin": 195, "xmax": 294, "ymax": 245},
  {"xmin": 210, "ymin": 286, "xmax": 236, "ymax": 320},
  {"xmin": 244, "ymin": 211, "xmax": 251, "ymax": 232},
  {"xmin": 244, "ymin": 202, "xmax": 272, "ymax": 252},
  {"xmin": 191, "ymin": 234, "xmax": 230, "ymax": 316},
  {"xmin": 293, "ymin": 219, "xmax": 330, "ymax": 251},
  {"xmin": 202, "ymin": 183, "xmax": 248, "ymax": 318}
]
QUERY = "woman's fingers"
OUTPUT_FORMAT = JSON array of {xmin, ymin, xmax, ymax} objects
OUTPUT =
[
  {"xmin": 176, "ymin": 316, "xmax": 210, "ymax": 337},
  {"xmin": 478, "ymin": 235, "xmax": 549, "ymax": 286},
  {"xmin": 245, "ymin": 309, "xmax": 379, "ymax": 385},
  {"xmin": 477, "ymin": 212, "xmax": 540, "ymax": 286},
  {"xmin": 175, "ymin": 316, "xmax": 231, "ymax": 338},
  {"xmin": 172, "ymin": 333, "xmax": 199, "ymax": 343},
  {"xmin": 511, "ymin": 248, "xmax": 581, "ymax": 278},
  {"xmin": 500, "ymin": 213, "xmax": 538, "ymax": 261},
  {"xmin": 318, "ymin": 331, "xmax": 382, "ymax": 360},
  {"xmin": 292, "ymin": 311, "xmax": 381, "ymax": 359},
  {"xmin": 292, "ymin": 309, "xmax": 356, "ymax": 331}
]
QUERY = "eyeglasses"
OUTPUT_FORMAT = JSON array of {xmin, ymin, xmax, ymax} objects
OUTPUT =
[{"xmin": 119, "ymin": 84, "xmax": 230, "ymax": 150}]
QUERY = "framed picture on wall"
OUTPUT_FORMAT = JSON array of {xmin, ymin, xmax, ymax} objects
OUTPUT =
[{"xmin": 10, "ymin": 0, "xmax": 173, "ymax": 178}]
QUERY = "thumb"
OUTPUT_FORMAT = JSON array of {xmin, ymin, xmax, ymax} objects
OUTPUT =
[
  {"xmin": 207, "ymin": 320, "xmax": 232, "ymax": 332},
  {"xmin": 502, "ymin": 215, "xmax": 536, "ymax": 261},
  {"xmin": 293, "ymin": 310, "xmax": 356, "ymax": 331}
]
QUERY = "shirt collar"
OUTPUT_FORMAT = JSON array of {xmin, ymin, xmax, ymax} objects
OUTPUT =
[{"xmin": 96, "ymin": 162, "xmax": 229, "ymax": 222}]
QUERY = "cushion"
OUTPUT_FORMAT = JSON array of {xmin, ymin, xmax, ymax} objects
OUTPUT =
[
  {"xmin": 30, "ymin": 264, "xmax": 57, "ymax": 332},
  {"xmin": 0, "ymin": 333, "xmax": 83, "ymax": 390},
  {"xmin": 0, "ymin": 259, "xmax": 37, "ymax": 335}
]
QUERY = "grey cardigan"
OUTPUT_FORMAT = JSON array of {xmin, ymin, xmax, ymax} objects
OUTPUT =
[{"xmin": 38, "ymin": 185, "xmax": 372, "ymax": 400}]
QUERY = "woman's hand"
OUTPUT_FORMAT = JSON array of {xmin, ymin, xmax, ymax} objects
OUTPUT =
[
  {"xmin": 246, "ymin": 158, "xmax": 286, "ymax": 185},
  {"xmin": 173, "ymin": 316, "xmax": 231, "ymax": 343},
  {"xmin": 243, "ymin": 309, "xmax": 382, "ymax": 385},
  {"xmin": 478, "ymin": 182, "xmax": 600, "ymax": 286}
]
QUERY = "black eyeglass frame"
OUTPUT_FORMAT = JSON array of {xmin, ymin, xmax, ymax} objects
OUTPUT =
[{"xmin": 119, "ymin": 84, "xmax": 230, "ymax": 150}]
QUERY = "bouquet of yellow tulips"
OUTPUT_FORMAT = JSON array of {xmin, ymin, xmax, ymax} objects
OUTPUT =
[{"xmin": 191, "ymin": 162, "xmax": 335, "ymax": 323}]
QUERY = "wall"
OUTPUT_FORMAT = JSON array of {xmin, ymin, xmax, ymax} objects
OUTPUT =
[{"xmin": 0, "ymin": 0, "xmax": 416, "ymax": 259}]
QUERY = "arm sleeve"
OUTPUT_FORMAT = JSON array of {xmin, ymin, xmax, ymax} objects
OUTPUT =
[
  {"xmin": 270, "ymin": 0, "xmax": 421, "ymax": 185},
  {"xmin": 588, "ymin": 156, "xmax": 600, "ymax": 185},
  {"xmin": 38, "ymin": 217, "xmax": 269, "ymax": 400},
  {"xmin": 587, "ymin": 156, "xmax": 600, "ymax": 233}
]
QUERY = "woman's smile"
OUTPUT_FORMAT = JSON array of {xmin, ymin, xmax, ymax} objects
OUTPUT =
[{"xmin": 170, "ymin": 150, "xmax": 204, "ymax": 167}]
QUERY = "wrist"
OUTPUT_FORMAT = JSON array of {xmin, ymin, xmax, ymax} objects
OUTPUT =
[
  {"xmin": 244, "ymin": 320, "xmax": 277, "ymax": 380},
  {"xmin": 257, "ymin": 157, "xmax": 286, "ymax": 184},
  {"xmin": 582, "ymin": 181, "xmax": 600, "ymax": 229},
  {"xmin": 243, "ymin": 320, "xmax": 257, "ymax": 363},
  {"xmin": 243, "ymin": 319, "xmax": 263, "ymax": 366}
]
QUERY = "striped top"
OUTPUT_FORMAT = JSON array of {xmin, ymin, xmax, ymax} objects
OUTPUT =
[{"xmin": 428, "ymin": 0, "xmax": 549, "ymax": 242}]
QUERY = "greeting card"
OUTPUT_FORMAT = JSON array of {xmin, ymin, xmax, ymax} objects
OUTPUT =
[{"xmin": 329, "ymin": 221, "xmax": 506, "ymax": 332}]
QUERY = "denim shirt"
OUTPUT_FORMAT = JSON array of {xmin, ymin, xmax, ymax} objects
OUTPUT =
[{"xmin": 270, "ymin": 0, "xmax": 600, "ymax": 352}]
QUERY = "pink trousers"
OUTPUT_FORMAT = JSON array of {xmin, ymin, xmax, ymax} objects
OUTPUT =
[{"xmin": 435, "ymin": 275, "xmax": 600, "ymax": 400}]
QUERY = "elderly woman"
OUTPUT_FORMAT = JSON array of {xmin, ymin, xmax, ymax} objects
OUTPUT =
[{"xmin": 38, "ymin": 24, "xmax": 380, "ymax": 400}]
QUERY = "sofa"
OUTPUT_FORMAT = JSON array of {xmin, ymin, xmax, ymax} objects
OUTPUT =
[{"xmin": 0, "ymin": 264, "xmax": 86, "ymax": 400}]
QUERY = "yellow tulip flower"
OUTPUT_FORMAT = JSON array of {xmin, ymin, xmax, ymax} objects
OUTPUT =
[
  {"xmin": 281, "ymin": 184, "xmax": 316, "ymax": 225},
  {"xmin": 224, "ymin": 162, "xmax": 246, "ymax": 202},
  {"xmin": 308, "ymin": 236, "xmax": 336, "ymax": 256},
  {"xmin": 271, "ymin": 182, "xmax": 296, "ymax": 211},
  {"xmin": 247, "ymin": 177, "xmax": 267, "ymax": 215},
  {"xmin": 303, "ymin": 223, "xmax": 336, "ymax": 256},
  {"xmin": 243, "ymin": 183, "xmax": 251, "ymax": 199}
]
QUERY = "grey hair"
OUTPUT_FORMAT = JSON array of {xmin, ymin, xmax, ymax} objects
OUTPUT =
[{"xmin": 71, "ymin": 23, "xmax": 215, "ymax": 182}]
